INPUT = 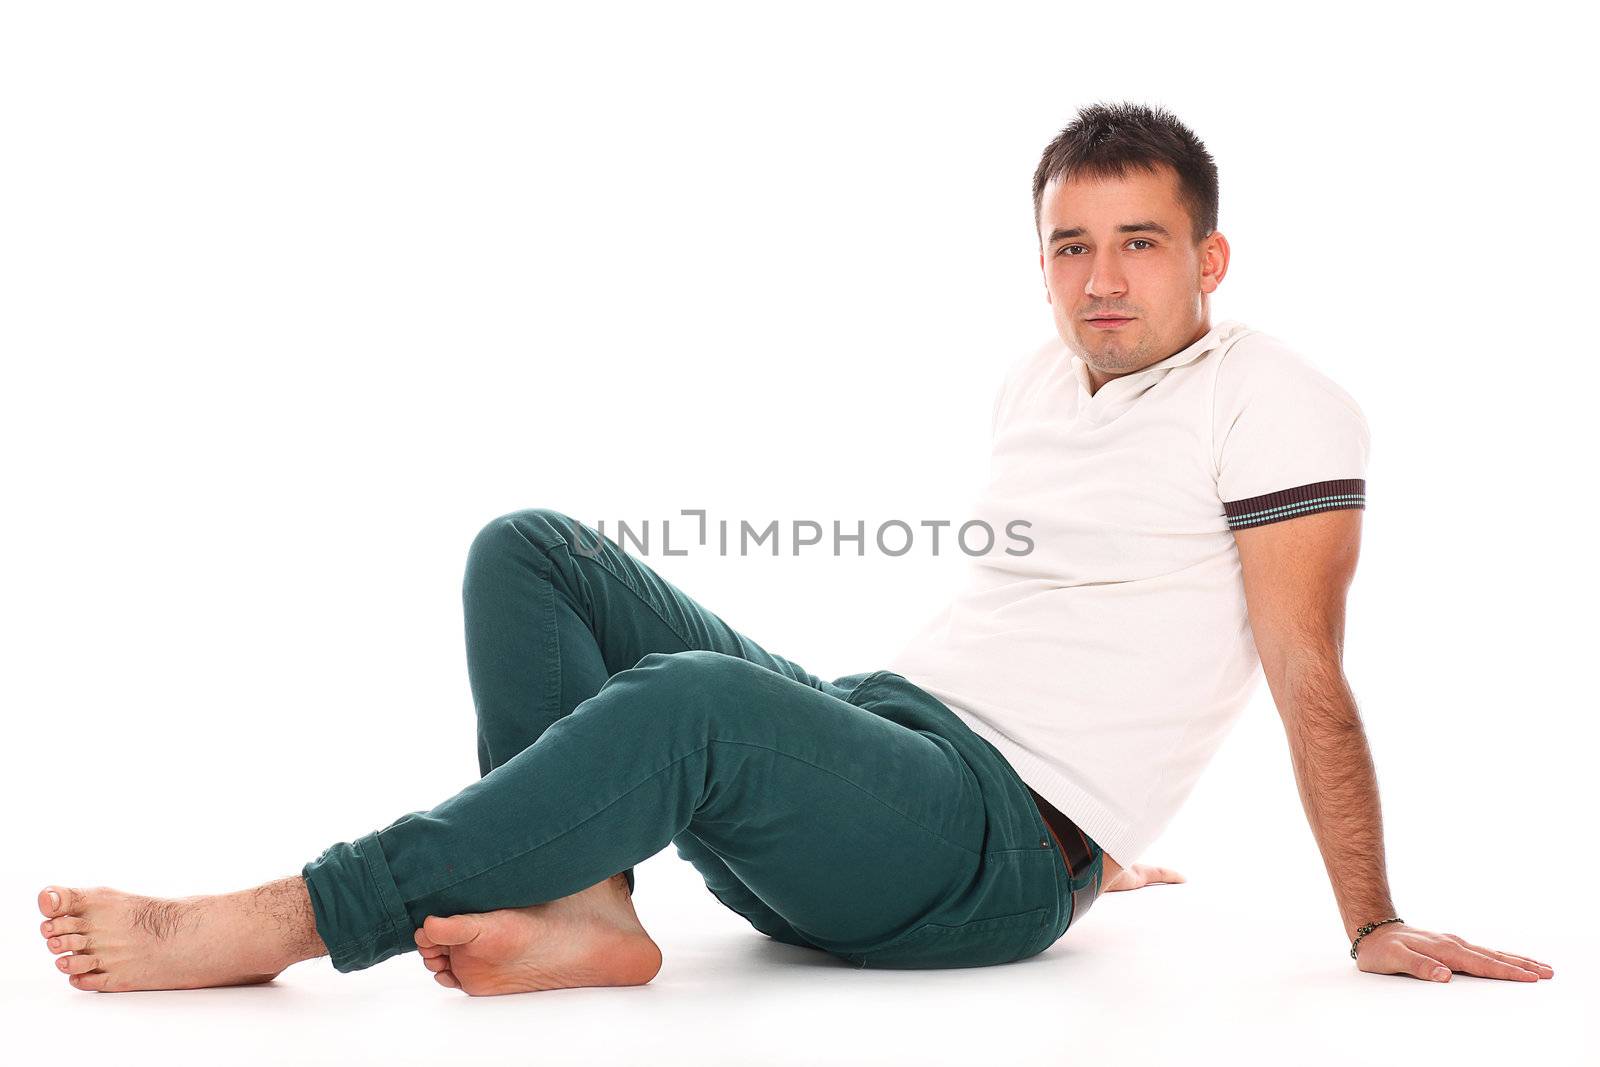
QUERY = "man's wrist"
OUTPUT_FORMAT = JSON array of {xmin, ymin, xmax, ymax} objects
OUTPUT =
[
  {"xmin": 1349, "ymin": 916, "xmax": 1405, "ymax": 959},
  {"xmin": 1344, "ymin": 906, "xmax": 1400, "ymax": 942}
]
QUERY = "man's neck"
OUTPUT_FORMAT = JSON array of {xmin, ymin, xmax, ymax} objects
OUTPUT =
[{"xmin": 1084, "ymin": 318, "xmax": 1212, "ymax": 396}]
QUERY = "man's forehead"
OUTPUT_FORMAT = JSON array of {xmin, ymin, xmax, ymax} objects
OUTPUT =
[{"xmin": 1039, "ymin": 167, "xmax": 1183, "ymax": 233}]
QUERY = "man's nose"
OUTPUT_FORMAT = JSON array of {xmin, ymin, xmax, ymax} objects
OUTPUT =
[{"xmin": 1084, "ymin": 250, "xmax": 1128, "ymax": 300}]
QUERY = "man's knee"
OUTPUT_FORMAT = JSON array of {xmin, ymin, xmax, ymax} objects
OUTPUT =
[{"xmin": 464, "ymin": 507, "xmax": 585, "ymax": 578}]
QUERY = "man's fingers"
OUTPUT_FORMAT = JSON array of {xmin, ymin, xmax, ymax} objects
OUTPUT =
[
  {"xmin": 1120, "ymin": 863, "xmax": 1185, "ymax": 887},
  {"xmin": 1440, "ymin": 943, "xmax": 1540, "ymax": 982},
  {"xmin": 1455, "ymin": 939, "xmax": 1553, "ymax": 976}
]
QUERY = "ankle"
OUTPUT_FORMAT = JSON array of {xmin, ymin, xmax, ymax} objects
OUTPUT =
[{"xmin": 247, "ymin": 876, "xmax": 328, "ymax": 968}]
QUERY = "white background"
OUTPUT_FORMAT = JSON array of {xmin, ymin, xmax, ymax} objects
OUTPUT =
[{"xmin": 2, "ymin": 1, "xmax": 1592, "ymax": 1063}]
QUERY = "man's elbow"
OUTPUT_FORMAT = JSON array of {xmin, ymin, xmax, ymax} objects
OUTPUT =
[{"xmin": 1274, "ymin": 651, "xmax": 1364, "ymax": 736}]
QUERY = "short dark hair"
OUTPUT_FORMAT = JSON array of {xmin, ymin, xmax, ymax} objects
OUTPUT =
[{"xmin": 1031, "ymin": 101, "xmax": 1218, "ymax": 245}]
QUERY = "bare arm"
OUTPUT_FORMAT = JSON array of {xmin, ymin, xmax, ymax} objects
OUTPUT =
[
  {"xmin": 1233, "ymin": 508, "xmax": 1552, "ymax": 982},
  {"xmin": 1273, "ymin": 651, "xmax": 1394, "ymax": 941}
]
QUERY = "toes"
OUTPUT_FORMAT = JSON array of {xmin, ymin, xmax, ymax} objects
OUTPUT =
[
  {"xmin": 434, "ymin": 970, "xmax": 460, "ymax": 989},
  {"xmin": 69, "ymin": 971, "xmax": 112, "ymax": 992},
  {"xmin": 421, "ymin": 914, "xmax": 481, "ymax": 948},
  {"xmin": 37, "ymin": 887, "xmax": 61, "ymax": 917},
  {"xmin": 38, "ymin": 886, "xmax": 84, "ymax": 918},
  {"xmin": 422, "ymin": 954, "xmax": 451, "ymax": 973},
  {"xmin": 41, "ymin": 915, "xmax": 88, "ymax": 938},
  {"xmin": 57, "ymin": 953, "xmax": 101, "ymax": 975},
  {"xmin": 414, "ymin": 925, "xmax": 436, "ymax": 949},
  {"xmin": 417, "ymin": 943, "xmax": 446, "ymax": 959},
  {"xmin": 46, "ymin": 934, "xmax": 90, "ymax": 955}
]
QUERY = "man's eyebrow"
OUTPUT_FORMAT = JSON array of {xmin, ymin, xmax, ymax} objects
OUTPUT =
[{"xmin": 1047, "ymin": 220, "xmax": 1173, "ymax": 244}]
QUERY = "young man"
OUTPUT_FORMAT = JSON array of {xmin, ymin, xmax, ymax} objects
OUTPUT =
[{"xmin": 36, "ymin": 102, "xmax": 1552, "ymax": 993}]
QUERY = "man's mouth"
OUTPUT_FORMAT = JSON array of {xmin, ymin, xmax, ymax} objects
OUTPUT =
[{"xmin": 1086, "ymin": 317, "xmax": 1134, "ymax": 330}]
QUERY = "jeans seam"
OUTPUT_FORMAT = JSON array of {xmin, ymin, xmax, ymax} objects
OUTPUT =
[
  {"xmin": 415, "ymin": 735, "xmax": 983, "ymax": 901},
  {"xmin": 842, "ymin": 670, "xmax": 889, "ymax": 704},
  {"xmin": 848, "ymin": 905, "xmax": 1051, "ymax": 966},
  {"xmin": 326, "ymin": 925, "xmax": 390, "ymax": 957},
  {"xmin": 316, "ymin": 903, "xmax": 404, "ymax": 966},
  {"xmin": 535, "ymin": 549, "xmax": 564, "ymax": 749},
  {"xmin": 474, "ymin": 526, "xmax": 566, "ymax": 774},
  {"xmin": 508, "ymin": 516, "xmax": 704, "ymax": 660},
  {"xmin": 305, "ymin": 860, "xmax": 400, "ymax": 963},
  {"xmin": 360, "ymin": 831, "xmax": 415, "ymax": 952},
  {"xmin": 572, "ymin": 541, "xmax": 702, "ymax": 655}
]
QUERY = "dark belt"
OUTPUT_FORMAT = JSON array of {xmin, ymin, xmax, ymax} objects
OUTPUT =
[{"xmin": 1026, "ymin": 784, "xmax": 1102, "ymax": 927}]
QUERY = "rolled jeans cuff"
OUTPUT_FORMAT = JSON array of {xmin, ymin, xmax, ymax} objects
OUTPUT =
[{"xmin": 301, "ymin": 829, "xmax": 415, "ymax": 973}]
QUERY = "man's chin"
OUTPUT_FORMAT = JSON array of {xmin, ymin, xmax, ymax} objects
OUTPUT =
[
  {"xmin": 1074, "ymin": 324, "xmax": 1140, "ymax": 348},
  {"xmin": 1080, "ymin": 337, "xmax": 1146, "ymax": 367}
]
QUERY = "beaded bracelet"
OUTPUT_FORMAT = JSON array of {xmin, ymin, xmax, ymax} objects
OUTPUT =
[{"xmin": 1350, "ymin": 916, "xmax": 1405, "ymax": 959}]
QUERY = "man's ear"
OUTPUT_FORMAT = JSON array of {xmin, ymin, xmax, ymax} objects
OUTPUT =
[{"xmin": 1199, "ymin": 231, "xmax": 1230, "ymax": 294}]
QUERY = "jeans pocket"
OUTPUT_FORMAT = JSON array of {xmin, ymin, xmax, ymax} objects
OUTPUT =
[{"xmin": 842, "ymin": 906, "xmax": 1051, "ymax": 970}]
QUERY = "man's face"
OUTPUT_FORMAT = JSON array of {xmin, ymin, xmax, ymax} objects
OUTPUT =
[{"xmin": 1036, "ymin": 164, "xmax": 1228, "ymax": 391}]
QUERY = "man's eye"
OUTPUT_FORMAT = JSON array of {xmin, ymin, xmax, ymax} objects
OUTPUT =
[
  {"xmin": 1128, "ymin": 239, "xmax": 1153, "ymax": 250},
  {"xmin": 1057, "ymin": 245, "xmax": 1086, "ymax": 256}
]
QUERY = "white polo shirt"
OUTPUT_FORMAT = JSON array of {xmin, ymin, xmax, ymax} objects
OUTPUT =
[{"xmin": 885, "ymin": 319, "xmax": 1370, "ymax": 866}]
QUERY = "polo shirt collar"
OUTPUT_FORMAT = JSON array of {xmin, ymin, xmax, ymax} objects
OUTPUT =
[{"xmin": 1071, "ymin": 318, "xmax": 1247, "ymax": 400}]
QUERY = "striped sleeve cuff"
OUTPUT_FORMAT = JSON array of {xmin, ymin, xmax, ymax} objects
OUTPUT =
[{"xmin": 1223, "ymin": 478, "xmax": 1366, "ymax": 531}]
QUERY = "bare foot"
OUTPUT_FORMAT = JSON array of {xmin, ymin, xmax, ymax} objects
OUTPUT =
[
  {"xmin": 37, "ymin": 878, "xmax": 325, "ymax": 992},
  {"xmin": 413, "ymin": 871, "xmax": 660, "ymax": 995}
]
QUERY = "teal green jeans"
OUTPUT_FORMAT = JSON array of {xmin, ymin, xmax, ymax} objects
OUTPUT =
[{"xmin": 300, "ymin": 508, "xmax": 1103, "ymax": 971}]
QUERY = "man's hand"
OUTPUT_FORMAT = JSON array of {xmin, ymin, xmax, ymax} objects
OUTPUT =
[
  {"xmin": 1101, "ymin": 863, "xmax": 1185, "ymax": 893},
  {"xmin": 1354, "ymin": 923, "xmax": 1554, "ymax": 982}
]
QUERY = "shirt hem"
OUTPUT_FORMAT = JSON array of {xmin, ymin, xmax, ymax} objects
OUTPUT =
[{"xmin": 946, "ymin": 710, "xmax": 1144, "ymax": 868}]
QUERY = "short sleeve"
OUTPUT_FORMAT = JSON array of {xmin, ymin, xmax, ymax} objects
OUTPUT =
[{"xmin": 1212, "ymin": 334, "xmax": 1370, "ymax": 531}]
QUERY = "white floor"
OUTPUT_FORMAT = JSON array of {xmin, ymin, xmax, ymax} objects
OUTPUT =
[{"xmin": 5, "ymin": 849, "xmax": 1587, "ymax": 1067}]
